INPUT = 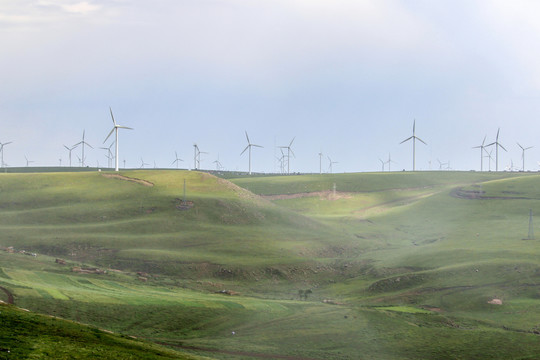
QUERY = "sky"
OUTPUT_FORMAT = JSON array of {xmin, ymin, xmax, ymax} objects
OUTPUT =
[{"xmin": 2, "ymin": 0, "xmax": 540, "ymax": 173}]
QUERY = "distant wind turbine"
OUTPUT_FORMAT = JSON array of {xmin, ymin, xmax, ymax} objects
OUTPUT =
[
  {"xmin": 486, "ymin": 128, "xmax": 506, "ymax": 172},
  {"xmin": 100, "ymin": 142, "xmax": 115, "ymax": 168},
  {"xmin": 63, "ymin": 144, "xmax": 76, "ymax": 167},
  {"xmin": 25, "ymin": 155, "xmax": 34, "ymax": 167},
  {"xmin": 139, "ymin": 158, "xmax": 149, "ymax": 169},
  {"xmin": 379, "ymin": 158, "xmax": 385, "ymax": 172},
  {"xmin": 517, "ymin": 143, "xmax": 533, "ymax": 172},
  {"xmin": 328, "ymin": 156, "xmax": 338, "ymax": 174},
  {"xmin": 0, "ymin": 141, "xmax": 12, "ymax": 168},
  {"xmin": 399, "ymin": 120, "xmax": 426, "ymax": 171},
  {"xmin": 318, "ymin": 151, "xmax": 324, "ymax": 174},
  {"xmin": 385, "ymin": 153, "xmax": 396, "ymax": 171},
  {"xmin": 74, "ymin": 130, "xmax": 93, "ymax": 167},
  {"xmin": 171, "ymin": 151, "xmax": 183, "ymax": 169},
  {"xmin": 104, "ymin": 107, "xmax": 133, "ymax": 172},
  {"xmin": 240, "ymin": 131, "xmax": 263, "ymax": 175},
  {"xmin": 279, "ymin": 137, "xmax": 295, "ymax": 174},
  {"xmin": 472, "ymin": 135, "xmax": 488, "ymax": 171}
]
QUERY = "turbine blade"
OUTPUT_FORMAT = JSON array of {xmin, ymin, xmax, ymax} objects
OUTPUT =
[
  {"xmin": 253, "ymin": 144, "xmax": 263, "ymax": 148},
  {"xmin": 289, "ymin": 137, "xmax": 295, "ymax": 147},
  {"xmin": 104, "ymin": 128, "xmax": 115, "ymax": 143},
  {"xmin": 117, "ymin": 126, "xmax": 133, "ymax": 130},
  {"xmin": 499, "ymin": 143, "xmax": 507, "ymax": 152},
  {"xmin": 240, "ymin": 145, "xmax": 249, "ymax": 155},
  {"xmin": 417, "ymin": 137, "xmax": 427, "ymax": 145},
  {"xmin": 109, "ymin": 107, "xmax": 117, "ymax": 125},
  {"xmin": 482, "ymin": 135, "xmax": 486, "ymax": 146},
  {"xmin": 245, "ymin": 131, "xmax": 250, "ymax": 144},
  {"xmin": 399, "ymin": 136, "xmax": 413, "ymax": 144}
]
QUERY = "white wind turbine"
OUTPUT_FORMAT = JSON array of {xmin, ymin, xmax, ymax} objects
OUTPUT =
[
  {"xmin": 328, "ymin": 156, "xmax": 338, "ymax": 173},
  {"xmin": 379, "ymin": 158, "xmax": 385, "ymax": 172},
  {"xmin": 399, "ymin": 120, "xmax": 427, "ymax": 171},
  {"xmin": 240, "ymin": 131, "xmax": 263, "ymax": 175},
  {"xmin": 100, "ymin": 142, "xmax": 115, "ymax": 168},
  {"xmin": 318, "ymin": 151, "xmax": 324, "ymax": 174},
  {"xmin": 139, "ymin": 158, "xmax": 149, "ymax": 169},
  {"xmin": 74, "ymin": 130, "xmax": 93, "ymax": 167},
  {"xmin": 104, "ymin": 107, "xmax": 133, "ymax": 172},
  {"xmin": 24, "ymin": 155, "xmax": 34, "ymax": 167},
  {"xmin": 517, "ymin": 143, "xmax": 533, "ymax": 172},
  {"xmin": 171, "ymin": 151, "xmax": 183, "ymax": 169},
  {"xmin": 63, "ymin": 144, "xmax": 77, "ymax": 167},
  {"xmin": 486, "ymin": 128, "xmax": 506, "ymax": 172},
  {"xmin": 279, "ymin": 137, "xmax": 295, "ymax": 174},
  {"xmin": 385, "ymin": 153, "xmax": 396, "ymax": 171},
  {"xmin": 0, "ymin": 141, "xmax": 12, "ymax": 168},
  {"xmin": 472, "ymin": 135, "xmax": 488, "ymax": 172}
]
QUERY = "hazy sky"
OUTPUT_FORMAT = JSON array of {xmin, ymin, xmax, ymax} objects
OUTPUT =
[{"xmin": 2, "ymin": 0, "xmax": 540, "ymax": 172}]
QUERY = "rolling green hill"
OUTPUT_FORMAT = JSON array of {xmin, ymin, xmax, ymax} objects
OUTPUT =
[{"xmin": 3, "ymin": 170, "xmax": 540, "ymax": 359}]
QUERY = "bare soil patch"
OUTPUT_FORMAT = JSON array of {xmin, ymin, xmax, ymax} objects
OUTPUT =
[
  {"xmin": 262, "ymin": 190, "xmax": 353, "ymax": 201},
  {"xmin": 0, "ymin": 286, "xmax": 14, "ymax": 304},
  {"xmin": 101, "ymin": 174, "xmax": 154, "ymax": 187}
]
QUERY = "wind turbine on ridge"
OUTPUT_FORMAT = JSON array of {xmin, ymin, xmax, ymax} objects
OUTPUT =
[
  {"xmin": 139, "ymin": 158, "xmax": 149, "ymax": 169},
  {"xmin": 0, "ymin": 141, "xmax": 13, "ymax": 168},
  {"xmin": 73, "ymin": 130, "xmax": 93, "ymax": 167},
  {"xmin": 517, "ymin": 142, "xmax": 533, "ymax": 172},
  {"xmin": 100, "ymin": 142, "xmax": 115, "ymax": 168},
  {"xmin": 279, "ymin": 137, "xmax": 295, "ymax": 174},
  {"xmin": 472, "ymin": 135, "xmax": 488, "ymax": 171},
  {"xmin": 385, "ymin": 153, "xmax": 396, "ymax": 171},
  {"xmin": 399, "ymin": 120, "xmax": 426, "ymax": 171},
  {"xmin": 63, "ymin": 144, "xmax": 77, "ymax": 167},
  {"xmin": 171, "ymin": 151, "xmax": 183, "ymax": 169},
  {"xmin": 328, "ymin": 156, "xmax": 338, "ymax": 174},
  {"xmin": 240, "ymin": 131, "xmax": 263, "ymax": 175},
  {"xmin": 486, "ymin": 128, "xmax": 506, "ymax": 172},
  {"xmin": 104, "ymin": 107, "xmax": 133, "ymax": 172},
  {"xmin": 24, "ymin": 156, "xmax": 34, "ymax": 167}
]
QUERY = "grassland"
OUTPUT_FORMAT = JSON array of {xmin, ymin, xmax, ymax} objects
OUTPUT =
[{"xmin": 2, "ymin": 169, "xmax": 540, "ymax": 358}]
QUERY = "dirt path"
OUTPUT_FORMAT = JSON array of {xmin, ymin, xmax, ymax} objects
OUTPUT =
[
  {"xmin": 0, "ymin": 286, "xmax": 14, "ymax": 304},
  {"xmin": 157, "ymin": 342, "xmax": 322, "ymax": 360},
  {"xmin": 101, "ymin": 174, "xmax": 154, "ymax": 187}
]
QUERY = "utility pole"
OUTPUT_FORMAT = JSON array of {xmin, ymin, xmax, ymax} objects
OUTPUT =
[{"xmin": 529, "ymin": 209, "xmax": 534, "ymax": 240}]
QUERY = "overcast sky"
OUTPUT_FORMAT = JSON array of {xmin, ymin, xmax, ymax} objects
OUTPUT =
[{"xmin": 2, "ymin": 0, "xmax": 540, "ymax": 173}]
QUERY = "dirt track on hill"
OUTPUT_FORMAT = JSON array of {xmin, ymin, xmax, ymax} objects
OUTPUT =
[
  {"xmin": 101, "ymin": 174, "xmax": 154, "ymax": 187},
  {"xmin": 0, "ymin": 286, "xmax": 14, "ymax": 304}
]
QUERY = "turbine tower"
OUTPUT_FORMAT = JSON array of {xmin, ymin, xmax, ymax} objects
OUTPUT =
[
  {"xmin": 279, "ymin": 137, "xmax": 295, "ymax": 174},
  {"xmin": 74, "ymin": 130, "xmax": 93, "ymax": 167},
  {"xmin": 318, "ymin": 151, "xmax": 324, "ymax": 174},
  {"xmin": 328, "ymin": 156, "xmax": 338, "ymax": 173},
  {"xmin": 24, "ymin": 156, "xmax": 34, "ymax": 167},
  {"xmin": 104, "ymin": 107, "xmax": 133, "ymax": 172},
  {"xmin": 240, "ymin": 131, "xmax": 263, "ymax": 175},
  {"xmin": 0, "ymin": 141, "xmax": 13, "ymax": 168},
  {"xmin": 171, "ymin": 151, "xmax": 183, "ymax": 169},
  {"xmin": 517, "ymin": 143, "xmax": 533, "ymax": 172},
  {"xmin": 63, "ymin": 144, "xmax": 76, "ymax": 167},
  {"xmin": 472, "ymin": 135, "xmax": 487, "ymax": 171},
  {"xmin": 399, "ymin": 120, "xmax": 426, "ymax": 171},
  {"xmin": 487, "ymin": 128, "xmax": 506, "ymax": 172}
]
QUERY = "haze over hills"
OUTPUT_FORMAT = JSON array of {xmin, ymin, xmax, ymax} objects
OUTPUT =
[{"xmin": 2, "ymin": 170, "xmax": 540, "ymax": 359}]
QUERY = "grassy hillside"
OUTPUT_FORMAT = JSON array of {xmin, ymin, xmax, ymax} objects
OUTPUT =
[
  {"xmin": 0, "ymin": 302, "xmax": 206, "ymax": 359},
  {"xmin": 3, "ymin": 170, "xmax": 540, "ymax": 359}
]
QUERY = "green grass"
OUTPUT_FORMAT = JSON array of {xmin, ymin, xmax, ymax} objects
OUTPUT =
[{"xmin": 4, "ymin": 170, "xmax": 540, "ymax": 358}]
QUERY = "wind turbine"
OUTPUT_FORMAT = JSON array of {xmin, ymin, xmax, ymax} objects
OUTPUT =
[
  {"xmin": 486, "ymin": 128, "xmax": 506, "ymax": 171},
  {"xmin": 63, "ymin": 144, "xmax": 77, "ymax": 167},
  {"xmin": 437, "ymin": 159, "xmax": 448, "ymax": 170},
  {"xmin": 279, "ymin": 137, "xmax": 295, "ymax": 174},
  {"xmin": 379, "ymin": 158, "xmax": 385, "ymax": 172},
  {"xmin": 328, "ymin": 156, "xmax": 338, "ymax": 174},
  {"xmin": 276, "ymin": 148, "xmax": 286, "ymax": 174},
  {"xmin": 24, "ymin": 156, "xmax": 34, "ymax": 167},
  {"xmin": 104, "ymin": 107, "xmax": 133, "ymax": 172},
  {"xmin": 517, "ymin": 143, "xmax": 533, "ymax": 172},
  {"xmin": 213, "ymin": 158, "xmax": 223, "ymax": 171},
  {"xmin": 472, "ymin": 135, "xmax": 488, "ymax": 171},
  {"xmin": 100, "ymin": 142, "xmax": 114, "ymax": 168},
  {"xmin": 139, "ymin": 158, "xmax": 149, "ymax": 169},
  {"xmin": 486, "ymin": 149, "xmax": 494, "ymax": 171},
  {"xmin": 0, "ymin": 141, "xmax": 12, "ymax": 168},
  {"xmin": 73, "ymin": 130, "xmax": 93, "ymax": 167},
  {"xmin": 240, "ymin": 131, "xmax": 263, "ymax": 175},
  {"xmin": 399, "ymin": 120, "xmax": 427, "ymax": 171},
  {"xmin": 318, "ymin": 151, "xmax": 324, "ymax": 174},
  {"xmin": 385, "ymin": 153, "xmax": 396, "ymax": 171},
  {"xmin": 171, "ymin": 151, "xmax": 183, "ymax": 169}
]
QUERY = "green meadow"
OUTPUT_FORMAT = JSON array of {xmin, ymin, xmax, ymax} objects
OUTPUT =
[{"xmin": 2, "ymin": 169, "xmax": 540, "ymax": 359}]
